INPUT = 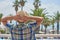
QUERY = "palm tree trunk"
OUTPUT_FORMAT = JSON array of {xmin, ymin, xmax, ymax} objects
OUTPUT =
[
  {"xmin": 21, "ymin": 6, "xmax": 23, "ymax": 11},
  {"xmin": 57, "ymin": 21, "xmax": 59, "ymax": 34},
  {"xmin": 45, "ymin": 26, "xmax": 47, "ymax": 34},
  {"xmin": 41, "ymin": 24, "xmax": 43, "ymax": 31},
  {"xmin": 0, "ymin": 22, "xmax": 1, "ymax": 25},
  {"xmin": 35, "ymin": 26, "xmax": 40, "ymax": 34},
  {"xmin": 52, "ymin": 25, "xmax": 54, "ymax": 34},
  {"xmin": 16, "ymin": 11, "xmax": 17, "ymax": 26}
]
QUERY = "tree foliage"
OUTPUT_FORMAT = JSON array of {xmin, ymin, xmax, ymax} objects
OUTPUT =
[
  {"xmin": 13, "ymin": 0, "xmax": 19, "ymax": 13},
  {"xmin": 0, "ymin": 13, "xmax": 3, "ymax": 18},
  {"xmin": 33, "ymin": 0, "xmax": 41, "ymax": 9}
]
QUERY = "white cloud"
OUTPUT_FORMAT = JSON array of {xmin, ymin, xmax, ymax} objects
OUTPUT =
[
  {"xmin": 41, "ymin": 3, "xmax": 60, "ymax": 15},
  {"xmin": 0, "ymin": 0, "xmax": 60, "ymax": 29},
  {"xmin": 0, "ymin": 0, "xmax": 33, "ymax": 16},
  {"xmin": 0, "ymin": 0, "xmax": 60, "ymax": 16},
  {"xmin": 0, "ymin": 0, "xmax": 15, "ymax": 16}
]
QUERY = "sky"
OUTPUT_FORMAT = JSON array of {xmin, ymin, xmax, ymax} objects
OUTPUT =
[
  {"xmin": 0, "ymin": 0, "xmax": 60, "ymax": 17},
  {"xmin": 0, "ymin": 0, "xmax": 60, "ymax": 29}
]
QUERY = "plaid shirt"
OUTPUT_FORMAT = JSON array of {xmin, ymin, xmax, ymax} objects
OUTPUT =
[{"xmin": 6, "ymin": 22, "xmax": 37, "ymax": 40}]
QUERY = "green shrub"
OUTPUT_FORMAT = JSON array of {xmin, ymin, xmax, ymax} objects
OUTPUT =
[{"xmin": 0, "ymin": 30, "xmax": 5, "ymax": 34}]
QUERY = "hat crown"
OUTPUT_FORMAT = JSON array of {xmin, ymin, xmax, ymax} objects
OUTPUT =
[{"xmin": 17, "ymin": 11, "xmax": 29, "ymax": 16}]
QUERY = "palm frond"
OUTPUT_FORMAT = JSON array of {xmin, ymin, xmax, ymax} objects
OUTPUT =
[{"xmin": 0, "ymin": 13, "xmax": 3, "ymax": 18}]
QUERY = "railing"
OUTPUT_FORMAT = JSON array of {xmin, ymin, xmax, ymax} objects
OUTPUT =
[
  {"xmin": 35, "ymin": 34, "xmax": 60, "ymax": 37},
  {"xmin": 0, "ymin": 34, "xmax": 11, "ymax": 37},
  {"xmin": 0, "ymin": 34, "xmax": 60, "ymax": 38}
]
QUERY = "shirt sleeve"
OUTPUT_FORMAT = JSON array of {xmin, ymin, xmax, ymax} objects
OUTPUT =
[
  {"xmin": 28, "ymin": 22, "xmax": 37, "ymax": 31},
  {"xmin": 5, "ymin": 20, "xmax": 17, "ymax": 28},
  {"xmin": 6, "ymin": 23, "xmax": 12, "ymax": 28}
]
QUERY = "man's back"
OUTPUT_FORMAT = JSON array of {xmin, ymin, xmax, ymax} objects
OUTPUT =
[
  {"xmin": 6, "ymin": 22, "xmax": 36, "ymax": 40},
  {"xmin": 1, "ymin": 10, "xmax": 43, "ymax": 40}
]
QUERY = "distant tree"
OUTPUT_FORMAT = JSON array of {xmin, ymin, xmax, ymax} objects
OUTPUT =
[
  {"xmin": 33, "ymin": 0, "xmax": 41, "ymax": 9},
  {"xmin": 31, "ymin": 8, "xmax": 45, "ymax": 16},
  {"xmin": 32, "ymin": 0, "xmax": 45, "ymax": 33},
  {"xmin": 31, "ymin": 8, "xmax": 47, "ymax": 33},
  {"xmin": 54, "ymin": 11, "xmax": 60, "ymax": 34},
  {"xmin": 13, "ymin": 0, "xmax": 19, "ymax": 14},
  {"xmin": 50, "ymin": 17, "xmax": 55, "ymax": 34},
  {"xmin": 19, "ymin": 0, "xmax": 26, "ymax": 10},
  {"xmin": 13, "ymin": 0, "xmax": 20, "ymax": 25},
  {"xmin": 0, "ymin": 13, "xmax": 3, "ymax": 24},
  {"xmin": 0, "ymin": 30, "xmax": 5, "ymax": 34},
  {"xmin": 43, "ymin": 17, "xmax": 51, "ymax": 34}
]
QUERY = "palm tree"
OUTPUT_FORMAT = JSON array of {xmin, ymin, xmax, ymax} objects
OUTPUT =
[
  {"xmin": 31, "ymin": 8, "xmax": 45, "ymax": 16},
  {"xmin": 13, "ymin": 0, "xmax": 19, "ymax": 14},
  {"xmin": 13, "ymin": 0, "xmax": 20, "ymax": 25},
  {"xmin": 19, "ymin": 0, "xmax": 26, "ymax": 10},
  {"xmin": 33, "ymin": 0, "xmax": 41, "ymax": 9},
  {"xmin": 43, "ymin": 17, "xmax": 50, "ymax": 34},
  {"xmin": 32, "ymin": 0, "xmax": 44, "ymax": 33},
  {"xmin": 51, "ymin": 17, "xmax": 55, "ymax": 34},
  {"xmin": 0, "ymin": 13, "xmax": 3, "ymax": 24},
  {"xmin": 40, "ymin": 13, "xmax": 46, "ymax": 31},
  {"xmin": 31, "ymin": 8, "xmax": 46, "ymax": 33},
  {"xmin": 32, "ymin": 0, "xmax": 49, "ymax": 34},
  {"xmin": 54, "ymin": 11, "xmax": 60, "ymax": 34}
]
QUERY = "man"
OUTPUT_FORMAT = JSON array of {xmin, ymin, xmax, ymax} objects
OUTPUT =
[{"xmin": 1, "ymin": 11, "xmax": 43, "ymax": 40}]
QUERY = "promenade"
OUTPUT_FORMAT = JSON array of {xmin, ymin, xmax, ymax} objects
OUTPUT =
[{"xmin": 0, "ymin": 34, "xmax": 60, "ymax": 38}]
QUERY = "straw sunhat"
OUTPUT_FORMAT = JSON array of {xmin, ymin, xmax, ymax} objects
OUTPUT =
[{"xmin": 16, "ymin": 11, "xmax": 29, "ymax": 17}]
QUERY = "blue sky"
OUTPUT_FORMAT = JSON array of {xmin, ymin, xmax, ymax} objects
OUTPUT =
[
  {"xmin": 0, "ymin": 0, "xmax": 60, "ymax": 29},
  {"xmin": 0, "ymin": 0, "xmax": 60, "ymax": 17}
]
